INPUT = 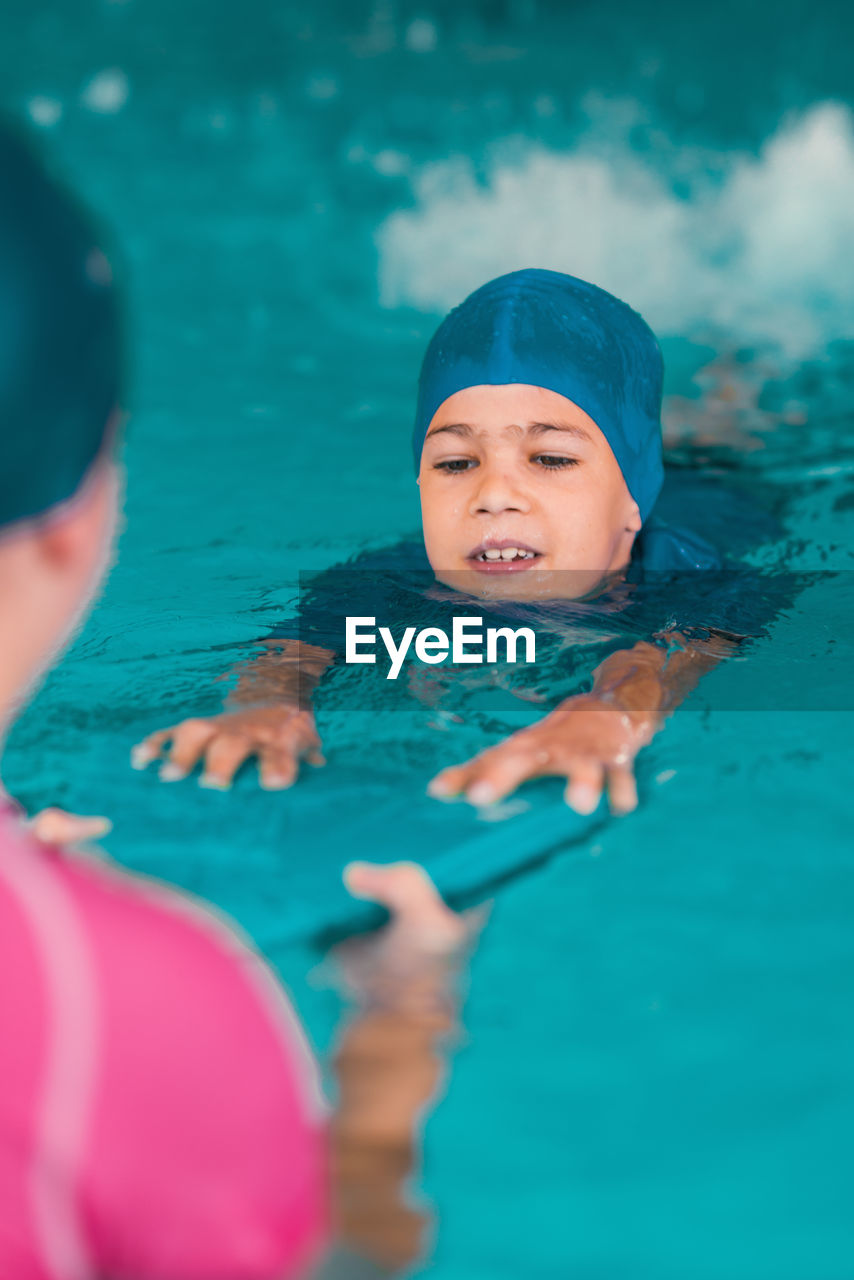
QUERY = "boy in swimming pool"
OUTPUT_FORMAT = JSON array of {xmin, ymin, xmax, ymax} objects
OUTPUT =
[{"xmin": 135, "ymin": 269, "xmax": 750, "ymax": 814}]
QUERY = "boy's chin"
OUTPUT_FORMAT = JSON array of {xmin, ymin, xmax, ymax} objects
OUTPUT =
[{"xmin": 432, "ymin": 565, "xmax": 613, "ymax": 603}]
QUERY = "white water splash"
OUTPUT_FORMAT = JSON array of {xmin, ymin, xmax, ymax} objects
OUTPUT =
[{"xmin": 377, "ymin": 101, "xmax": 854, "ymax": 356}]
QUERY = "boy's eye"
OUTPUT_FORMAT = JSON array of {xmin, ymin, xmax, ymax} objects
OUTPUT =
[
  {"xmin": 532, "ymin": 454, "xmax": 579, "ymax": 469},
  {"xmin": 434, "ymin": 458, "xmax": 478, "ymax": 473}
]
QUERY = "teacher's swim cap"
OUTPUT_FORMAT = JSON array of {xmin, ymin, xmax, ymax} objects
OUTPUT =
[
  {"xmin": 413, "ymin": 268, "xmax": 664, "ymax": 522},
  {"xmin": 0, "ymin": 123, "xmax": 122, "ymax": 530}
]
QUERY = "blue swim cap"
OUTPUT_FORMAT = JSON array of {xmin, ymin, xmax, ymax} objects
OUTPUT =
[
  {"xmin": 0, "ymin": 124, "xmax": 122, "ymax": 530},
  {"xmin": 413, "ymin": 268, "xmax": 664, "ymax": 522}
]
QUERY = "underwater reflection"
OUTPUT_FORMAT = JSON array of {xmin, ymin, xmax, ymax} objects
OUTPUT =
[{"xmin": 317, "ymin": 862, "xmax": 484, "ymax": 1278}]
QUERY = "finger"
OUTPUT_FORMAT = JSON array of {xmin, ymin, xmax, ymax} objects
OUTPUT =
[
  {"xmin": 426, "ymin": 763, "xmax": 474, "ymax": 799},
  {"xmin": 343, "ymin": 860, "xmax": 389, "ymax": 900},
  {"xmin": 293, "ymin": 721, "xmax": 325, "ymax": 768},
  {"xmin": 28, "ymin": 807, "xmax": 65, "ymax": 840},
  {"xmin": 463, "ymin": 747, "xmax": 542, "ymax": 806},
  {"xmin": 343, "ymin": 857, "xmax": 457, "ymax": 913},
  {"xmin": 199, "ymin": 733, "xmax": 254, "ymax": 790},
  {"xmin": 606, "ymin": 764, "xmax": 638, "ymax": 815},
  {"xmin": 131, "ymin": 729, "xmax": 175, "ymax": 770},
  {"xmin": 258, "ymin": 746, "xmax": 299, "ymax": 791},
  {"xmin": 30, "ymin": 809, "xmax": 112, "ymax": 845},
  {"xmin": 563, "ymin": 760, "xmax": 606, "ymax": 815},
  {"xmin": 161, "ymin": 719, "xmax": 218, "ymax": 780},
  {"xmin": 342, "ymin": 862, "xmax": 467, "ymax": 950}
]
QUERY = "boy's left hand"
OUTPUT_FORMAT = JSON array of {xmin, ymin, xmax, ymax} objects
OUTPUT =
[{"xmin": 427, "ymin": 694, "xmax": 658, "ymax": 816}]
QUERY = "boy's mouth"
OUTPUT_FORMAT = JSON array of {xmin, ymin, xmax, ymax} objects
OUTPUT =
[{"xmin": 467, "ymin": 539, "xmax": 543, "ymax": 572}]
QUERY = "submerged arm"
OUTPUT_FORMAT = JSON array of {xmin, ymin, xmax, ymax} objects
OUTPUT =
[
  {"xmin": 591, "ymin": 630, "xmax": 739, "ymax": 721},
  {"xmin": 325, "ymin": 863, "xmax": 473, "ymax": 1276},
  {"xmin": 226, "ymin": 638, "xmax": 336, "ymax": 711}
]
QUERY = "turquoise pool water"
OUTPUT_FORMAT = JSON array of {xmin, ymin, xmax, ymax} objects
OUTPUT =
[{"xmin": 3, "ymin": 2, "xmax": 854, "ymax": 1274}]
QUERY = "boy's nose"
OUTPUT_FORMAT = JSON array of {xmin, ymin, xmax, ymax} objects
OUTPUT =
[{"xmin": 469, "ymin": 466, "xmax": 532, "ymax": 516}]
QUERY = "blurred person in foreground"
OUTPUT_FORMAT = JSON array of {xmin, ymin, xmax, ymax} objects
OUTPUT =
[
  {"xmin": 0, "ymin": 123, "xmax": 474, "ymax": 1278},
  {"xmin": 0, "ymin": 120, "xmax": 326, "ymax": 1279}
]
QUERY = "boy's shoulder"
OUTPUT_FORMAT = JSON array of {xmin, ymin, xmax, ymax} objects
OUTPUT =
[
  {"xmin": 631, "ymin": 467, "xmax": 793, "ymax": 641},
  {"xmin": 638, "ymin": 466, "xmax": 782, "ymax": 570}
]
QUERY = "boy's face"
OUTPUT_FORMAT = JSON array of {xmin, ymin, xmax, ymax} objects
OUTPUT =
[{"xmin": 418, "ymin": 384, "xmax": 642, "ymax": 601}]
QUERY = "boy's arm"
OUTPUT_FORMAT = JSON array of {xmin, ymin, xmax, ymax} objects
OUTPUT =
[
  {"xmin": 132, "ymin": 638, "xmax": 336, "ymax": 790},
  {"xmin": 592, "ymin": 629, "xmax": 738, "ymax": 720},
  {"xmin": 429, "ymin": 630, "xmax": 740, "ymax": 815},
  {"xmin": 228, "ymin": 638, "xmax": 336, "ymax": 709}
]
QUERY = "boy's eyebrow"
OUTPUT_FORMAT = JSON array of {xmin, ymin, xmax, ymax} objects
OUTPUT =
[
  {"xmin": 425, "ymin": 422, "xmax": 475, "ymax": 440},
  {"xmin": 425, "ymin": 419, "xmax": 594, "ymax": 442},
  {"xmin": 528, "ymin": 420, "xmax": 594, "ymax": 442}
]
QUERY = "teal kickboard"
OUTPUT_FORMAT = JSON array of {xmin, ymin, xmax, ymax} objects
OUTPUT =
[{"xmin": 9, "ymin": 701, "xmax": 604, "ymax": 947}]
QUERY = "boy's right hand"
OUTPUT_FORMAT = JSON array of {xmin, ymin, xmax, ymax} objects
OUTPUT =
[{"xmin": 131, "ymin": 705, "xmax": 325, "ymax": 791}]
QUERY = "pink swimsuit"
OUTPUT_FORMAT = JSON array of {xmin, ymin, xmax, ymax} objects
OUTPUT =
[{"xmin": 0, "ymin": 802, "xmax": 328, "ymax": 1279}]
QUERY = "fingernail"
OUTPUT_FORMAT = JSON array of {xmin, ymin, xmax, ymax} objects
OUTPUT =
[
  {"xmin": 568, "ymin": 784, "xmax": 599, "ymax": 814},
  {"xmin": 199, "ymin": 774, "xmax": 229, "ymax": 791},
  {"xmin": 343, "ymin": 863, "xmax": 378, "ymax": 898},
  {"xmin": 343, "ymin": 861, "xmax": 371, "ymax": 884},
  {"xmin": 467, "ymin": 782, "xmax": 497, "ymax": 807},
  {"xmin": 131, "ymin": 746, "xmax": 155, "ymax": 770},
  {"xmin": 343, "ymin": 861, "xmax": 367, "ymax": 876},
  {"xmin": 260, "ymin": 775, "xmax": 289, "ymax": 791},
  {"xmin": 159, "ymin": 764, "xmax": 187, "ymax": 782},
  {"xmin": 427, "ymin": 777, "xmax": 452, "ymax": 797}
]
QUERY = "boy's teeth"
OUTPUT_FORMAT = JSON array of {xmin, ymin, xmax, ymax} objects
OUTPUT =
[{"xmin": 479, "ymin": 547, "xmax": 535, "ymax": 562}]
